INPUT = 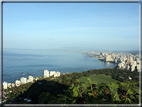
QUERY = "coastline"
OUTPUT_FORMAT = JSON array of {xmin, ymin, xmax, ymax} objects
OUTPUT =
[
  {"xmin": 2, "ymin": 50, "xmax": 140, "ymax": 91},
  {"xmin": 80, "ymin": 51, "xmax": 141, "ymax": 72},
  {"xmin": 3, "ymin": 49, "xmax": 116, "ymax": 84}
]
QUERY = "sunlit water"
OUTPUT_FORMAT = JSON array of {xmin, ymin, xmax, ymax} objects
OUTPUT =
[{"xmin": 3, "ymin": 48, "xmax": 116, "ymax": 83}]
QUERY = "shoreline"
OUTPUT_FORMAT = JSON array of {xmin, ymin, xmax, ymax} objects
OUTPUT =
[
  {"xmin": 2, "ymin": 51, "xmax": 116, "ymax": 83},
  {"xmin": 81, "ymin": 51, "xmax": 141, "ymax": 72},
  {"xmin": 2, "ymin": 50, "xmax": 140, "ymax": 90}
]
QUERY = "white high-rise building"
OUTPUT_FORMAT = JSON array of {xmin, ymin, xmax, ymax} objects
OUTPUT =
[
  {"xmin": 131, "ymin": 65, "xmax": 135, "ymax": 71},
  {"xmin": 105, "ymin": 55, "xmax": 112, "ymax": 62},
  {"xmin": 44, "ymin": 70, "xmax": 49, "ymax": 78},
  {"xmin": 28, "ymin": 76, "xmax": 34, "ymax": 82},
  {"xmin": 20, "ymin": 77, "xmax": 27, "ymax": 84},
  {"xmin": 54, "ymin": 73, "xmax": 58, "ymax": 77},
  {"xmin": 8, "ymin": 83, "xmax": 12, "ymax": 88},
  {"xmin": 50, "ymin": 71, "xmax": 56, "ymax": 76},
  {"xmin": 57, "ymin": 71, "xmax": 61, "ymax": 77},
  {"xmin": 3, "ymin": 81, "xmax": 8, "ymax": 89},
  {"xmin": 15, "ymin": 80, "xmax": 21, "ymax": 87},
  {"xmin": 130, "ymin": 61, "xmax": 137, "ymax": 66}
]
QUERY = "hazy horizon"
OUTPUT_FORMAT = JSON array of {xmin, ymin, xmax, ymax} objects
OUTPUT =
[{"xmin": 3, "ymin": 47, "xmax": 140, "ymax": 52}]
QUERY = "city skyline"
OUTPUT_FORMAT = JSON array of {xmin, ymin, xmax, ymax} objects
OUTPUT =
[{"xmin": 3, "ymin": 3, "xmax": 140, "ymax": 51}]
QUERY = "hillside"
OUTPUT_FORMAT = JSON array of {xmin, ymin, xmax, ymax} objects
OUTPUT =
[{"xmin": 2, "ymin": 68, "xmax": 140, "ymax": 104}]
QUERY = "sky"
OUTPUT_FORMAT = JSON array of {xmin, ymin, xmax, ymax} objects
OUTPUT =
[{"xmin": 3, "ymin": 3, "xmax": 140, "ymax": 51}]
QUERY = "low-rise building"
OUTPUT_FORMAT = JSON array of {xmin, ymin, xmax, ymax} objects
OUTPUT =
[
  {"xmin": 11, "ymin": 83, "xmax": 15, "ymax": 87},
  {"xmin": 27, "ymin": 79, "xmax": 32, "ymax": 83}
]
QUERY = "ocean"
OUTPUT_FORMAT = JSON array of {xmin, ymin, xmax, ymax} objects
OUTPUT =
[{"xmin": 3, "ymin": 48, "xmax": 116, "ymax": 83}]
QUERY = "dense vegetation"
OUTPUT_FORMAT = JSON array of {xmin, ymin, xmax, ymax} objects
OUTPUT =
[{"xmin": 2, "ymin": 68, "xmax": 140, "ymax": 104}]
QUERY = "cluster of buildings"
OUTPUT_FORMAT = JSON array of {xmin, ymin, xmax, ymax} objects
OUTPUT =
[
  {"xmin": 84, "ymin": 51, "xmax": 141, "ymax": 72},
  {"xmin": 2, "ymin": 70, "xmax": 61, "ymax": 90},
  {"xmin": 1, "ymin": 70, "xmax": 61, "ymax": 103},
  {"xmin": 44, "ymin": 70, "xmax": 60, "ymax": 78}
]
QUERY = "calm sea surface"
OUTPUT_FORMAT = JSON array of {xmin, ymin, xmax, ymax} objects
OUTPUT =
[{"xmin": 3, "ymin": 49, "xmax": 116, "ymax": 83}]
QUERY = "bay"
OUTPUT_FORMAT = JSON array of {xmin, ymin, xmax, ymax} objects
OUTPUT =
[{"xmin": 3, "ymin": 48, "xmax": 116, "ymax": 83}]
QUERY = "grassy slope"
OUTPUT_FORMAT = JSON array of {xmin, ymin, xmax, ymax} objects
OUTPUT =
[{"xmin": 79, "ymin": 74, "xmax": 119, "ymax": 84}]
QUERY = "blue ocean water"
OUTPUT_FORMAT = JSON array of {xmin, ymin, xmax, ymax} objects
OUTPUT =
[{"xmin": 3, "ymin": 49, "xmax": 116, "ymax": 83}]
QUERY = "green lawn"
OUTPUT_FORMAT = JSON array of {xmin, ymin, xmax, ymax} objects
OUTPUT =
[{"xmin": 78, "ymin": 74, "xmax": 119, "ymax": 84}]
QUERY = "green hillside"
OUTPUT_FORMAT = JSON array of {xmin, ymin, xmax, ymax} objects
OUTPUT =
[
  {"xmin": 2, "ymin": 68, "xmax": 140, "ymax": 104},
  {"xmin": 79, "ymin": 74, "xmax": 119, "ymax": 84}
]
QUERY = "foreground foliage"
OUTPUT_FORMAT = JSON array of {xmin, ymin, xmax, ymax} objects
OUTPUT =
[
  {"xmin": 57, "ymin": 79, "xmax": 139, "ymax": 104},
  {"xmin": 2, "ymin": 68, "xmax": 140, "ymax": 104}
]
